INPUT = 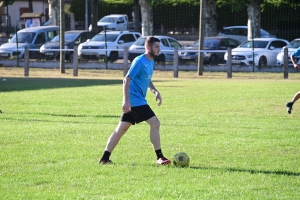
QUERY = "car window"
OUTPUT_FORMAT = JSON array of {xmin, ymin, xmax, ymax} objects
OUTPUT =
[
  {"xmin": 13, "ymin": 32, "xmax": 35, "ymax": 43},
  {"xmin": 219, "ymin": 39, "xmax": 226, "ymax": 47},
  {"xmin": 48, "ymin": 30, "xmax": 58, "ymax": 41},
  {"xmin": 134, "ymin": 37, "xmax": 146, "ymax": 46},
  {"xmin": 269, "ymin": 41, "xmax": 287, "ymax": 49},
  {"xmin": 168, "ymin": 38, "xmax": 181, "ymax": 48},
  {"xmin": 35, "ymin": 33, "xmax": 46, "ymax": 44},
  {"xmin": 119, "ymin": 34, "xmax": 135, "ymax": 43},
  {"xmin": 135, "ymin": 34, "xmax": 141, "ymax": 39},
  {"xmin": 241, "ymin": 41, "xmax": 268, "ymax": 48},
  {"xmin": 287, "ymin": 40, "xmax": 300, "ymax": 48},
  {"xmin": 117, "ymin": 17, "xmax": 124, "ymax": 23},
  {"xmin": 91, "ymin": 34, "xmax": 118, "ymax": 42},
  {"xmin": 228, "ymin": 39, "xmax": 240, "ymax": 47},
  {"xmin": 161, "ymin": 38, "xmax": 169, "ymax": 47}
]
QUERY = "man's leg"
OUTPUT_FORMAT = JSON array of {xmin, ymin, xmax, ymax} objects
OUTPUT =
[
  {"xmin": 286, "ymin": 91, "xmax": 300, "ymax": 114},
  {"xmin": 146, "ymin": 116, "xmax": 170, "ymax": 165},
  {"xmin": 99, "ymin": 121, "xmax": 131, "ymax": 164}
]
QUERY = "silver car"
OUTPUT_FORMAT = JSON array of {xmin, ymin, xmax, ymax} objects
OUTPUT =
[
  {"xmin": 276, "ymin": 38, "xmax": 300, "ymax": 66},
  {"xmin": 217, "ymin": 26, "xmax": 275, "ymax": 43},
  {"xmin": 128, "ymin": 35, "xmax": 183, "ymax": 63},
  {"xmin": 0, "ymin": 26, "xmax": 59, "ymax": 59}
]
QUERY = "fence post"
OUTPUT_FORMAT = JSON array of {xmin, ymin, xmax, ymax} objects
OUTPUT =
[
  {"xmin": 173, "ymin": 48, "xmax": 178, "ymax": 78},
  {"xmin": 24, "ymin": 46, "xmax": 29, "ymax": 77},
  {"xmin": 283, "ymin": 46, "xmax": 288, "ymax": 79},
  {"xmin": 123, "ymin": 47, "xmax": 129, "ymax": 77},
  {"xmin": 73, "ymin": 46, "xmax": 78, "ymax": 76},
  {"xmin": 226, "ymin": 47, "xmax": 232, "ymax": 78}
]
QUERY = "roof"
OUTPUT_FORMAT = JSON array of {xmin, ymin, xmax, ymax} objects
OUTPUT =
[{"xmin": 20, "ymin": 12, "xmax": 44, "ymax": 18}]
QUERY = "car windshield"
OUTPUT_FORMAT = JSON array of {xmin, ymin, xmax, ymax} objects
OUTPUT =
[
  {"xmin": 287, "ymin": 40, "xmax": 300, "ymax": 48},
  {"xmin": 260, "ymin": 29, "xmax": 271, "ymax": 37},
  {"xmin": 99, "ymin": 17, "xmax": 117, "ymax": 23},
  {"xmin": 91, "ymin": 34, "xmax": 118, "ymax": 42},
  {"xmin": 51, "ymin": 33, "xmax": 80, "ymax": 42},
  {"xmin": 133, "ymin": 37, "xmax": 146, "ymax": 46},
  {"xmin": 191, "ymin": 40, "xmax": 199, "ymax": 47},
  {"xmin": 240, "ymin": 41, "xmax": 268, "ymax": 48},
  {"xmin": 11, "ymin": 32, "xmax": 36, "ymax": 43}
]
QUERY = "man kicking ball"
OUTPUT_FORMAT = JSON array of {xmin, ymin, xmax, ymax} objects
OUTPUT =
[{"xmin": 99, "ymin": 36, "xmax": 171, "ymax": 165}]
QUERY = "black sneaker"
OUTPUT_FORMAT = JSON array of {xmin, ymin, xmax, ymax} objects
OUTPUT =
[
  {"xmin": 99, "ymin": 158, "xmax": 113, "ymax": 165},
  {"xmin": 286, "ymin": 102, "xmax": 294, "ymax": 114}
]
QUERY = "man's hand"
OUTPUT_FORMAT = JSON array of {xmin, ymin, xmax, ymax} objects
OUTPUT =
[
  {"xmin": 122, "ymin": 101, "xmax": 131, "ymax": 113},
  {"xmin": 294, "ymin": 63, "xmax": 300, "ymax": 70},
  {"xmin": 155, "ymin": 92, "xmax": 162, "ymax": 106}
]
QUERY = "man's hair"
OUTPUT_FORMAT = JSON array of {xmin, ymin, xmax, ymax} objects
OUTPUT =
[{"xmin": 145, "ymin": 36, "xmax": 160, "ymax": 47}]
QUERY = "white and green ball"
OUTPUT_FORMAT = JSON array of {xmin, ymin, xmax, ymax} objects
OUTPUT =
[{"xmin": 173, "ymin": 152, "xmax": 190, "ymax": 167}]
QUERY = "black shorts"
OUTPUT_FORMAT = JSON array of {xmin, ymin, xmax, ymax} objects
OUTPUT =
[{"xmin": 121, "ymin": 105, "xmax": 156, "ymax": 125}]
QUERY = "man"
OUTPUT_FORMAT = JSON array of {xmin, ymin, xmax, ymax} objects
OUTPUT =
[
  {"xmin": 286, "ymin": 47, "xmax": 300, "ymax": 114},
  {"xmin": 99, "ymin": 36, "xmax": 171, "ymax": 165}
]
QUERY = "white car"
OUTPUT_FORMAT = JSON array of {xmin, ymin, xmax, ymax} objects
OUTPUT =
[
  {"xmin": 276, "ymin": 38, "xmax": 300, "ymax": 66},
  {"xmin": 224, "ymin": 38, "xmax": 289, "ymax": 67},
  {"xmin": 128, "ymin": 35, "xmax": 183, "ymax": 63},
  {"xmin": 78, "ymin": 30, "xmax": 141, "ymax": 62}
]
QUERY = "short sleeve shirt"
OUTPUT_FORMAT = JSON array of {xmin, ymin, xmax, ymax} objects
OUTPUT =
[
  {"xmin": 293, "ymin": 47, "xmax": 300, "ymax": 57},
  {"xmin": 126, "ymin": 54, "xmax": 154, "ymax": 107}
]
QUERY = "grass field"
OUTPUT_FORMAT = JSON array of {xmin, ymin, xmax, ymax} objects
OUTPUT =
[{"xmin": 1, "ymin": 67, "xmax": 300, "ymax": 199}]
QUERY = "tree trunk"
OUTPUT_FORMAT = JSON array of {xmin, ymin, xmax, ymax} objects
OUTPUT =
[
  {"xmin": 247, "ymin": 1, "xmax": 261, "ymax": 40},
  {"xmin": 134, "ymin": 0, "xmax": 141, "ymax": 32},
  {"xmin": 91, "ymin": 0, "xmax": 99, "ymax": 34},
  {"xmin": 139, "ymin": 0, "xmax": 153, "ymax": 36},
  {"xmin": 204, "ymin": 0, "xmax": 218, "ymax": 36},
  {"xmin": 28, "ymin": 0, "xmax": 33, "ymax": 12}
]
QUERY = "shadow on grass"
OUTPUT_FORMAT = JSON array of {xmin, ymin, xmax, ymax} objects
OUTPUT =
[
  {"xmin": 0, "ymin": 77, "xmax": 122, "ymax": 92},
  {"xmin": 190, "ymin": 166, "xmax": 300, "ymax": 177}
]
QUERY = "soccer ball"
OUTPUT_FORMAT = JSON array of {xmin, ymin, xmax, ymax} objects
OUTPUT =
[{"xmin": 173, "ymin": 152, "xmax": 190, "ymax": 167}]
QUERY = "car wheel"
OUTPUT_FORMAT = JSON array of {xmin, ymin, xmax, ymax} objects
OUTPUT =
[
  {"xmin": 209, "ymin": 54, "xmax": 218, "ymax": 65},
  {"xmin": 258, "ymin": 56, "xmax": 267, "ymax": 67},
  {"xmin": 67, "ymin": 53, "xmax": 73, "ymax": 62},
  {"xmin": 108, "ymin": 51, "xmax": 118, "ymax": 62}
]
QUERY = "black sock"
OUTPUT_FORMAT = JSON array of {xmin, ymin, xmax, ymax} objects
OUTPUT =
[
  {"xmin": 155, "ymin": 149, "xmax": 163, "ymax": 159},
  {"xmin": 101, "ymin": 151, "xmax": 111, "ymax": 160}
]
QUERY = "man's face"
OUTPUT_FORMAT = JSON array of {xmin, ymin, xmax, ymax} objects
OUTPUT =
[{"xmin": 148, "ymin": 42, "xmax": 160, "ymax": 58}]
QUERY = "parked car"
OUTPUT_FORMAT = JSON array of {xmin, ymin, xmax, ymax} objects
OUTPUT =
[
  {"xmin": 224, "ymin": 38, "xmax": 289, "ymax": 67},
  {"xmin": 128, "ymin": 35, "xmax": 183, "ymax": 63},
  {"xmin": 178, "ymin": 37, "xmax": 240, "ymax": 64},
  {"xmin": 97, "ymin": 14, "xmax": 134, "ymax": 31},
  {"xmin": 276, "ymin": 38, "xmax": 300, "ymax": 66},
  {"xmin": 0, "ymin": 26, "xmax": 59, "ymax": 59},
  {"xmin": 217, "ymin": 26, "xmax": 275, "ymax": 43},
  {"xmin": 40, "ymin": 30, "xmax": 95, "ymax": 61},
  {"xmin": 78, "ymin": 30, "xmax": 141, "ymax": 62}
]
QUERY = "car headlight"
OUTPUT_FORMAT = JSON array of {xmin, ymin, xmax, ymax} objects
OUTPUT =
[
  {"xmin": 78, "ymin": 44, "xmax": 83, "ymax": 51},
  {"xmin": 64, "ymin": 46, "xmax": 68, "ymax": 49},
  {"xmin": 40, "ymin": 45, "xmax": 45, "ymax": 51},
  {"xmin": 277, "ymin": 52, "xmax": 284, "ymax": 61}
]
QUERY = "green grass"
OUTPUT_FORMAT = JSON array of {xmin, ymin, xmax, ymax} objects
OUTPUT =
[{"xmin": 0, "ymin": 67, "xmax": 299, "ymax": 199}]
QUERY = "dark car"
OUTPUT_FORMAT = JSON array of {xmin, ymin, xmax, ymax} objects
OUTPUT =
[
  {"xmin": 178, "ymin": 37, "xmax": 241, "ymax": 64},
  {"xmin": 40, "ymin": 30, "xmax": 95, "ymax": 61}
]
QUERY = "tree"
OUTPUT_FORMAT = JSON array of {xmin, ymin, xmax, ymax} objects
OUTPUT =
[{"xmin": 139, "ymin": 0, "xmax": 153, "ymax": 36}]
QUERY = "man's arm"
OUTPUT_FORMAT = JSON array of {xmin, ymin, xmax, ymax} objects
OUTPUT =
[
  {"xmin": 123, "ymin": 76, "xmax": 131, "ymax": 113},
  {"xmin": 149, "ymin": 81, "xmax": 162, "ymax": 106},
  {"xmin": 291, "ymin": 53, "xmax": 300, "ymax": 70}
]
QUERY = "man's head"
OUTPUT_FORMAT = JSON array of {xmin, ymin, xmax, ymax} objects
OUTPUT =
[{"xmin": 145, "ymin": 36, "xmax": 160, "ymax": 59}]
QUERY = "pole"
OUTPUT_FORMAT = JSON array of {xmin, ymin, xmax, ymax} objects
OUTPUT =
[
  {"xmin": 104, "ymin": 26, "xmax": 108, "ymax": 69},
  {"xmin": 15, "ymin": 25, "xmax": 19, "ymax": 67},
  {"xmin": 60, "ymin": 0, "xmax": 65, "ymax": 73},
  {"xmin": 197, "ymin": 0, "xmax": 204, "ymax": 75},
  {"xmin": 85, "ymin": 0, "xmax": 88, "ymax": 30}
]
